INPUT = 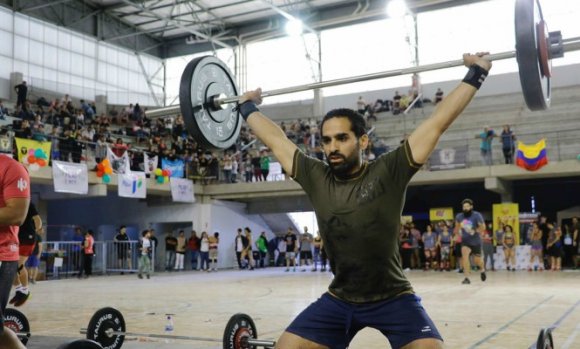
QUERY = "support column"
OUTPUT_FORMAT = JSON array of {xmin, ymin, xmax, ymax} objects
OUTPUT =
[
  {"xmin": 313, "ymin": 88, "xmax": 324, "ymax": 118},
  {"xmin": 484, "ymin": 177, "xmax": 513, "ymax": 202},
  {"xmin": 95, "ymin": 95, "xmax": 107, "ymax": 117}
]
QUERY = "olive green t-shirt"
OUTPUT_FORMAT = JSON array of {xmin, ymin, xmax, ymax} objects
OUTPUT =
[{"xmin": 291, "ymin": 141, "xmax": 421, "ymax": 303}]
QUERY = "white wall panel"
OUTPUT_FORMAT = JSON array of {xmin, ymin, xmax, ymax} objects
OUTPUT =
[
  {"xmin": 117, "ymin": 67, "xmax": 128, "ymax": 89},
  {"xmin": 97, "ymin": 61, "xmax": 107, "ymax": 82},
  {"xmin": 28, "ymin": 20, "xmax": 43, "ymax": 41},
  {"xmin": 71, "ymin": 35, "xmax": 84, "ymax": 53},
  {"xmin": 13, "ymin": 36, "xmax": 28, "ymax": 61},
  {"xmin": 71, "ymin": 53, "xmax": 83, "ymax": 76},
  {"xmin": 44, "ymin": 45, "xmax": 57, "ymax": 67},
  {"xmin": 84, "ymin": 40, "xmax": 96, "ymax": 57},
  {"xmin": 84, "ymin": 57, "xmax": 96, "ymax": 80},
  {"xmin": 57, "ymin": 30, "xmax": 71, "ymax": 50},
  {"xmin": 14, "ymin": 15, "xmax": 28, "ymax": 37},
  {"xmin": 29, "ymin": 40, "xmax": 43, "ymax": 65},
  {"xmin": 0, "ymin": 30, "xmax": 13, "ymax": 56},
  {"xmin": 0, "ymin": 56, "xmax": 12, "ymax": 79},
  {"xmin": 0, "ymin": 8, "xmax": 12, "ymax": 32},
  {"xmin": 29, "ymin": 64, "xmax": 42, "ymax": 79},
  {"xmin": 106, "ymin": 46, "xmax": 117, "ymax": 64},
  {"xmin": 106, "ymin": 65, "xmax": 118, "ymax": 86},
  {"xmin": 44, "ymin": 69, "xmax": 57, "ymax": 84},
  {"xmin": 44, "ymin": 26, "xmax": 57, "ymax": 45},
  {"xmin": 118, "ymin": 51, "xmax": 129, "ymax": 68},
  {"xmin": 57, "ymin": 50, "xmax": 70, "ymax": 73},
  {"xmin": 13, "ymin": 60, "xmax": 28, "ymax": 78}
]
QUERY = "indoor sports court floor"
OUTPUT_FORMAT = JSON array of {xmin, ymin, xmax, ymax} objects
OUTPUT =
[{"xmin": 22, "ymin": 268, "xmax": 580, "ymax": 349}]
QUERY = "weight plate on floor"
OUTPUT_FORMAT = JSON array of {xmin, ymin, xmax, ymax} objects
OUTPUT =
[
  {"xmin": 86, "ymin": 307, "xmax": 125, "ymax": 349},
  {"xmin": 180, "ymin": 56, "xmax": 242, "ymax": 150},
  {"xmin": 515, "ymin": 0, "xmax": 551, "ymax": 110},
  {"xmin": 57, "ymin": 339, "xmax": 104, "ymax": 349},
  {"xmin": 4, "ymin": 308, "xmax": 30, "ymax": 345},
  {"xmin": 536, "ymin": 327, "xmax": 554, "ymax": 349},
  {"xmin": 223, "ymin": 313, "xmax": 258, "ymax": 349}
]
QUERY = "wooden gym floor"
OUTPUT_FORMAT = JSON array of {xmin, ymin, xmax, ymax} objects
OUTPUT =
[{"xmin": 21, "ymin": 268, "xmax": 580, "ymax": 349}]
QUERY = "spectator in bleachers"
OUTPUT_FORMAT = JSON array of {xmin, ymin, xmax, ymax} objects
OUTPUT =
[
  {"xmin": 392, "ymin": 91, "xmax": 402, "ymax": 114},
  {"xmin": 356, "ymin": 96, "xmax": 367, "ymax": 115},
  {"xmin": 477, "ymin": 126, "xmax": 495, "ymax": 166},
  {"xmin": 434, "ymin": 88, "xmax": 444, "ymax": 104},
  {"xmin": 547, "ymin": 225, "xmax": 563, "ymax": 271},
  {"xmin": 260, "ymin": 150, "xmax": 270, "ymax": 181},
  {"xmin": 14, "ymin": 81, "xmax": 28, "ymax": 110},
  {"xmin": 0, "ymin": 100, "xmax": 8, "ymax": 119},
  {"xmin": 61, "ymin": 94, "xmax": 71, "ymax": 105},
  {"xmin": 500, "ymin": 125, "xmax": 516, "ymax": 164},
  {"xmin": 112, "ymin": 137, "xmax": 129, "ymax": 157},
  {"xmin": 80, "ymin": 100, "xmax": 94, "ymax": 120},
  {"xmin": 222, "ymin": 153, "xmax": 233, "ymax": 183},
  {"xmin": 251, "ymin": 150, "xmax": 263, "ymax": 181}
]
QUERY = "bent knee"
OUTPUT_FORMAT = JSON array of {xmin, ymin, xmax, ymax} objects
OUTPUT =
[{"xmin": 276, "ymin": 331, "xmax": 329, "ymax": 349}]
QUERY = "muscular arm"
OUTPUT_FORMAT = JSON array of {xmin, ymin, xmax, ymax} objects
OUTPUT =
[
  {"xmin": 33, "ymin": 214, "xmax": 43, "ymax": 232},
  {"xmin": 0, "ymin": 197, "xmax": 30, "ymax": 226},
  {"xmin": 240, "ymin": 89, "xmax": 298, "ymax": 174},
  {"xmin": 408, "ymin": 54, "xmax": 491, "ymax": 164}
]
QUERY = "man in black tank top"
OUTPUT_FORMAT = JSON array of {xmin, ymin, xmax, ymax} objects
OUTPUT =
[{"xmin": 238, "ymin": 53, "xmax": 492, "ymax": 348}]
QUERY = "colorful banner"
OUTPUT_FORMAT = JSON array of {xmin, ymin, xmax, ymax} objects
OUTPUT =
[
  {"xmin": 143, "ymin": 153, "xmax": 158, "ymax": 174},
  {"xmin": 516, "ymin": 139, "xmax": 548, "ymax": 171},
  {"xmin": 0, "ymin": 136, "xmax": 11, "ymax": 153},
  {"xmin": 428, "ymin": 145, "xmax": 468, "ymax": 170},
  {"xmin": 106, "ymin": 146, "xmax": 130, "ymax": 174},
  {"xmin": 14, "ymin": 137, "xmax": 51, "ymax": 171},
  {"xmin": 51, "ymin": 161, "xmax": 89, "ymax": 194},
  {"xmin": 170, "ymin": 178, "xmax": 195, "ymax": 203},
  {"xmin": 161, "ymin": 158, "xmax": 185, "ymax": 178},
  {"xmin": 429, "ymin": 208, "xmax": 454, "ymax": 222},
  {"xmin": 493, "ymin": 203, "xmax": 520, "ymax": 245},
  {"xmin": 118, "ymin": 171, "xmax": 146, "ymax": 199}
]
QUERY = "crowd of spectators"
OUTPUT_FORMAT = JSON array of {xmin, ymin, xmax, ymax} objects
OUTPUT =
[{"xmin": 399, "ymin": 215, "xmax": 579, "ymax": 272}]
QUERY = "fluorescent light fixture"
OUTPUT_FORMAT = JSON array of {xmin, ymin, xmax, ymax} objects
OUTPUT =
[
  {"xmin": 285, "ymin": 19, "xmax": 303, "ymax": 36},
  {"xmin": 386, "ymin": 0, "xmax": 408, "ymax": 18}
]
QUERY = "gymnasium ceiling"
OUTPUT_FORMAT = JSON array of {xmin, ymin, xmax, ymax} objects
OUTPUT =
[{"xmin": 2, "ymin": 0, "xmax": 487, "ymax": 58}]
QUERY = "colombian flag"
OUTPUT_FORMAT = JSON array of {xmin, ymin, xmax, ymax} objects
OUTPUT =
[{"xmin": 516, "ymin": 139, "xmax": 548, "ymax": 171}]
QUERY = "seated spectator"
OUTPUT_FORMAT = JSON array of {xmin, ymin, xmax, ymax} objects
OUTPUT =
[
  {"xmin": 392, "ymin": 91, "xmax": 402, "ymax": 114},
  {"xmin": 80, "ymin": 100, "xmax": 95, "ymax": 120},
  {"xmin": 435, "ymin": 88, "xmax": 444, "ymax": 104},
  {"xmin": 61, "ymin": 94, "xmax": 71, "ymax": 105},
  {"xmin": 112, "ymin": 138, "xmax": 129, "ymax": 157}
]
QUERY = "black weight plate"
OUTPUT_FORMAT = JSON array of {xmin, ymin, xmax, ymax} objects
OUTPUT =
[
  {"xmin": 4, "ymin": 307, "xmax": 30, "ymax": 346},
  {"xmin": 86, "ymin": 307, "xmax": 125, "ymax": 349},
  {"xmin": 515, "ymin": 0, "xmax": 551, "ymax": 111},
  {"xmin": 57, "ymin": 339, "xmax": 104, "ymax": 349},
  {"xmin": 536, "ymin": 327, "xmax": 554, "ymax": 349},
  {"xmin": 180, "ymin": 56, "xmax": 241, "ymax": 150},
  {"xmin": 223, "ymin": 313, "xmax": 258, "ymax": 349}
]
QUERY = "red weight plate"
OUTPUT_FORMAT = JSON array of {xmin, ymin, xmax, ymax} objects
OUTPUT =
[{"xmin": 536, "ymin": 20, "xmax": 552, "ymax": 78}]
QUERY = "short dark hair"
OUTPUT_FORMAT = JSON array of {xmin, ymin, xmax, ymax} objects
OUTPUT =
[
  {"xmin": 461, "ymin": 198, "xmax": 474, "ymax": 206},
  {"xmin": 320, "ymin": 108, "xmax": 366, "ymax": 138}
]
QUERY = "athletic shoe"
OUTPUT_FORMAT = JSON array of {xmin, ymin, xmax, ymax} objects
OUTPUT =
[
  {"xmin": 285, "ymin": 268, "xmax": 289, "ymax": 272},
  {"xmin": 138, "ymin": 274, "xmax": 143, "ymax": 279},
  {"xmin": 507, "ymin": 266, "xmax": 511, "ymax": 271},
  {"xmin": 146, "ymin": 274, "xmax": 150, "ymax": 279},
  {"xmin": 10, "ymin": 291, "xmax": 30, "ymax": 307},
  {"xmin": 311, "ymin": 268, "xmax": 317, "ymax": 272},
  {"xmin": 462, "ymin": 278, "xmax": 471, "ymax": 285},
  {"xmin": 480, "ymin": 272, "xmax": 487, "ymax": 282}
]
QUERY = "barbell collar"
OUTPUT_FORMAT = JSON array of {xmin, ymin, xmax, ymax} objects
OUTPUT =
[{"xmin": 147, "ymin": 39, "xmax": 580, "ymax": 120}]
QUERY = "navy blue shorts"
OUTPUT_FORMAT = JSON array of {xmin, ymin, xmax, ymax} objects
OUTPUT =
[{"xmin": 286, "ymin": 293, "xmax": 442, "ymax": 349}]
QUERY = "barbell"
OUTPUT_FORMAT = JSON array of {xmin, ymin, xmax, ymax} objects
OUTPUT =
[
  {"xmin": 141, "ymin": 0, "xmax": 580, "ymax": 150},
  {"xmin": 79, "ymin": 307, "xmax": 276, "ymax": 349}
]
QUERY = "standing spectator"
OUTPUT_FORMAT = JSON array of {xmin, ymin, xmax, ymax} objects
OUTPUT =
[
  {"xmin": 71, "ymin": 227, "xmax": 85, "ymax": 276},
  {"xmin": 187, "ymin": 231, "xmax": 200, "ymax": 270},
  {"xmin": 231, "ymin": 155, "xmax": 239, "ymax": 183},
  {"xmin": 502, "ymin": 225, "xmax": 516, "ymax": 271},
  {"xmin": 312, "ymin": 234, "xmax": 322, "ymax": 271},
  {"xmin": 255, "ymin": 232, "xmax": 268, "ymax": 268},
  {"xmin": 392, "ymin": 91, "xmax": 402, "ymax": 114},
  {"xmin": 222, "ymin": 153, "xmax": 233, "ymax": 183},
  {"xmin": 356, "ymin": 96, "xmax": 367, "ymax": 115},
  {"xmin": 528, "ymin": 222, "xmax": 544, "ymax": 271},
  {"xmin": 409, "ymin": 223, "xmax": 422, "ymax": 269},
  {"xmin": 164, "ymin": 231, "xmax": 177, "ymax": 271},
  {"xmin": 199, "ymin": 231, "xmax": 210, "ymax": 271},
  {"xmin": 276, "ymin": 235, "xmax": 287, "ymax": 267},
  {"xmin": 149, "ymin": 229, "xmax": 159, "ymax": 271},
  {"xmin": 10, "ymin": 202, "xmax": 42, "ymax": 307},
  {"xmin": 538, "ymin": 216, "xmax": 552, "ymax": 269},
  {"xmin": 241, "ymin": 227, "xmax": 255, "ymax": 270},
  {"xmin": 251, "ymin": 151, "xmax": 263, "ymax": 181},
  {"xmin": 234, "ymin": 228, "xmax": 246, "ymax": 269},
  {"xmin": 138, "ymin": 230, "xmax": 152, "ymax": 279},
  {"xmin": 299, "ymin": 226, "xmax": 313, "ymax": 271},
  {"xmin": 476, "ymin": 126, "xmax": 496, "ymax": 166},
  {"xmin": 400, "ymin": 227, "xmax": 413, "ymax": 271},
  {"xmin": 500, "ymin": 125, "xmax": 516, "ymax": 164},
  {"xmin": 80, "ymin": 230, "xmax": 95, "ymax": 279},
  {"xmin": 208, "ymin": 232, "xmax": 219, "ymax": 271},
  {"xmin": 260, "ymin": 150, "xmax": 270, "ymax": 181},
  {"xmin": 422, "ymin": 224, "xmax": 437, "ymax": 271},
  {"xmin": 284, "ymin": 227, "xmax": 298, "ymax": 272},
  {"xmin": 434, "ymin": 88, "xmax": 444, "ymax": 104},
  {"xmin": 174, "ymin": 230, "xmax": 186, "ymax": 271},
  {"xmin": 547, "ymin": 225, "xmax": 563, "ymax": 271},
  {"xmin": 482, "ymin": 223, "xmax": 495, "ymax": 271},
  {"xmin": 114, "ymin": 226, "xmax": 130, "ymax": 274},
  {"xmin": 243, "ymin": 156, "xmax": 253, "ymax": 182},
  {"xmin": 25, "ymin": 229, "xmax": 43, "ymax": 284},
  {"xmin": 567, "ymin": 217, "xmax": 579, "ymax": 268},
  {"xmin": 14, "ymin": 81, "xmax": 28, "ymax": 110},
  {"xmin": 437, "ymin": 224, "xmax": 452, "ymax": 271}
]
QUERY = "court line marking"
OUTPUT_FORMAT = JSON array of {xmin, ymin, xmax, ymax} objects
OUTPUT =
[
  {"xmin": 527, "ymin": 299, "xmax": 580, "ymax": 349},
  {"xmin": 561, "ymin": 323, "xmax": 580, "ymax": 349},
  {"xmin": 468, "ymin": 295, "xmax": 554, "ymax": 349}
]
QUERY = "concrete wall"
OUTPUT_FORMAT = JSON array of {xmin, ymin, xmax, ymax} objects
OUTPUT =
[{"xmin": 45, "ymin": 193, "xmax": 273, "ymax": 269}]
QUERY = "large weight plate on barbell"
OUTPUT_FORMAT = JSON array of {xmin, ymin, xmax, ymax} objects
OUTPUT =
[
  {"xmin": 58, "ymin": 339, "xmax": 104, "ymax": 349},
  {"xmin": 515, "ymin": 0, "xmax": 551, "ymax": 111},
  {"xmin": 223, "ymin": 313, "xmax": 258, "ymax": 349},
  {"xmin": 180, "ymin": 56, "xmax": 242, "ymax": 150},
  {"xmin": 86, "ymin": 307, "xmax": 125, "ymax": 349},
  {"xmin": 4, "ymin": 308, "xmax": 30, "ymax": 345},
  {"xmin": 536, "ymin": 327, "xmax": 554, "ymax": 349}
]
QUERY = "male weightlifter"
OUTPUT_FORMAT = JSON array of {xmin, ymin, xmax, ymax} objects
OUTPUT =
[
  {"xmin": 238, "ymin": 52, "xmax": 492, "ymax": 349},
  {"xmin": 0, "ymin": 152, "xmax": 30, "ymax": 349}
]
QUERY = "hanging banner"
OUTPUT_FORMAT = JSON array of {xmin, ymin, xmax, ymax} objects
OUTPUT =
[
  {"xmin": 143, "ymin": 153, "xmax": 158, "ymax": 174},
  {"xmin": 161, "ymin": 157, "xmax": 185, "ymax": 178},
  {"xmin": 493, "ymin": 203, "xmax": 520, "ymax": 245},
  {"xmin": 106, "ymin": 146, "xmax": 130, "ymax": 174},
  {"xmin": 52, "ymin": 161, "xmax": 89, "ymax": 194},
  {"xmin": 118, "ymin": 171, "xmax": 146, "ymax": 199},
  {"xmin": 170, "ymin": 178, "xmax": 195, "ymax": 203},
  {"xmin": 0, "ymin": 136, "xmax": 12, "ymax": 154},
  {"xmin": 14, "ymin": 137, "xmax": 51, "ymax": 170},
  {"xmin": 429, "ymin": 208, "xmax": 454, "ymax": 222},
  {"xmin": 428, "ymin": 145, "xmax": 468, "ymax": 170}
]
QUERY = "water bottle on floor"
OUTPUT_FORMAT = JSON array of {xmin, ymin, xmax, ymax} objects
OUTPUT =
[{"xmin": 164, "ymin": 314, "xmax": 174, "ymax": 343}]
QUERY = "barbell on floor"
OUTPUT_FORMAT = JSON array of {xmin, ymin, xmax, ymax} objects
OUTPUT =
[
  {"xmin": 79, "ymin": 307, "xmax": 276, "ymax": 349},
  {"xmin": 138, "ymin": 0, "xmax": 580, "ymax": 150}
]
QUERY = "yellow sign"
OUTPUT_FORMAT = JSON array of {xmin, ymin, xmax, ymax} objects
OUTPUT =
[
  {"xmin": 14, "ymin": 138, "xmax": 52, "ymax": 167},
  {"xmin": 429, "ymin": 207, "xmax": 454, "ymax": 222},
  {"xmin": 401, "ymin": 216, "xmax": 413, "ymax": 224},
  {"xmin": 493, "ymin": 203, "xmax": 520, "ymax": 245}
]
